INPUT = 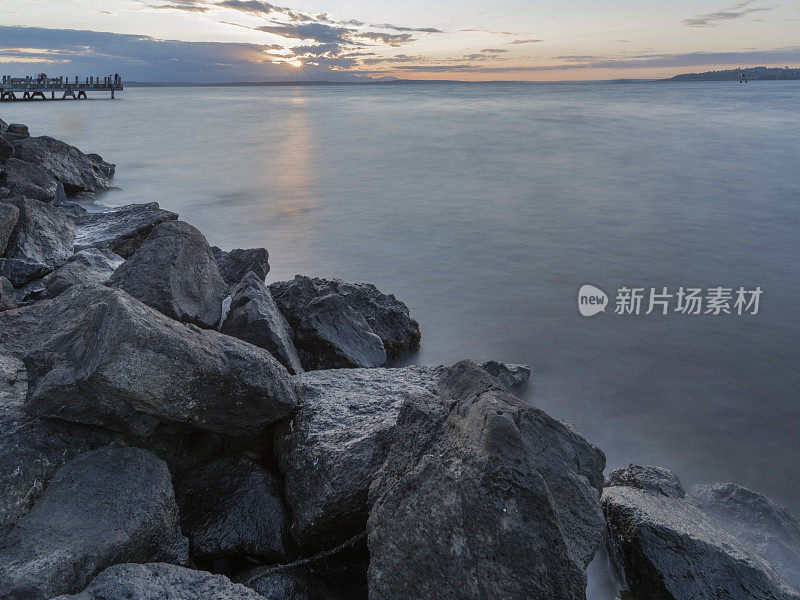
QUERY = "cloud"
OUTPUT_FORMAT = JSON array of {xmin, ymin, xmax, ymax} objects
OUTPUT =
[
  {"xmin": 683, "ymin": 0, "xmax": 771, "ymax": 27},
  {"xmin": 372, "ymin": 23, "xmax": 443, "ymax": 33},
  {"xmin": 153, "ymin": 3, "xmax": 212, "ymax": 11},
  {"xmin": 355, "ymin": 32, "xmax": 414, "ymax": 46},
  {"xmin": 507, "ymin": 39, "xmax": 543, "ymax": 45},
  {"xmin": 254, "ymin": 22, "xmax": 350, "ymax": 44}
]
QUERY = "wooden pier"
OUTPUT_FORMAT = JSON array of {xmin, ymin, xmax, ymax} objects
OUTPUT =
[{"xmin": 0, "ymin": 75, "xmax": 123, "ymax": 101}]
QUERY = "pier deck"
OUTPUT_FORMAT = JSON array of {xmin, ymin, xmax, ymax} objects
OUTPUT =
[{"xmin": 1, "ymin": 75, "xmax": 123, "ymax": 101}]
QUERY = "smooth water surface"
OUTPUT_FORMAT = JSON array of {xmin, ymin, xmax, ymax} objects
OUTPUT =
[{"xmin": 4, "ymin": 83, "xmax": 799, "ymax": 522}]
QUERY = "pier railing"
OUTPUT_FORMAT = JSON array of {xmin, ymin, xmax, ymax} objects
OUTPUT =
[{"xmin": 1, "ymin": 75, "xmax": 123, "ymax": 101}]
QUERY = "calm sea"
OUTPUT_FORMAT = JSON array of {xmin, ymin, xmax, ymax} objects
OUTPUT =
[{"xmin": 4, "ymin": 82, "xmax": 799, "ymax": 590}]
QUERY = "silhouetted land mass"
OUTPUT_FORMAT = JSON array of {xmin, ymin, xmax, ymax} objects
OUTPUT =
[{"xmin": 665, "ymin": 67, "xmax": 800, "ymax": 81}]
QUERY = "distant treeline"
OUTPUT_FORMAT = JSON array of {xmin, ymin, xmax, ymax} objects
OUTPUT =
[{"xmin": 665, "ymin": 67, "xmax": 800, "ymax": 81}]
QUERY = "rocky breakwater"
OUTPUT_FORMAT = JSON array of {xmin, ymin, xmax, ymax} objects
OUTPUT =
[{"xmin": 1, "ymin": 116, "xmax": 798, "ymax": 600}]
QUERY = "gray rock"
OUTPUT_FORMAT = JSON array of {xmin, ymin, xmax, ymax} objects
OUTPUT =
[
  {"xmin": 271, "ymin": 275, "xmax": 421, "ymax": 361},
  {"xmin": 692, "ymin": 483, "xmax": 800, "ymax": 591},
  {"xmin": 479, "ymin": 360, "xmax": 531, "ymax": 389},
  {"xmin": 238, "ymin": 566, "xmax": 332, "ymax": 600},
  {"xmin": 605, "ymin": 464, "xmax": 685, "ymax": 498},
  {"xmin": 0, "ymin": 135, "xmax": 12, "ymax": 161},
  {"xmin": 0, "ymin": 283, "xmax": 297, "ymax": 437},
  {"xmin": 3, "ymin": 197, "xmax": 75, "ymax": 267},
  {"xmin": 0, "ymin": 257, "xmax": 52, "ymax": 286},
  {"xmin": 1, "ymin": 158, "xmax": 60, "ymax": 202},
  {"xmin": 603, "ymin": 466, "xmax": 799, "ymax": 600},
  {"xmin": 221, "ymin": 271, "xmax": 304, "ymax": 374},
  {"xmin": 295, "ymin": 293, "xmax": 387, "ymax": 369},
  {"xmin": 0, "ymin": 201, "xmax": 19, "ymax": 256},
  {"xmin": 51, "ymin": 563, "xmax": 265, "ymax": 600},
  {"xmin": 6, "ymin": 123, "xmax": 29, "ymax": 139},
  {"xmin": 42, "ymin": 247, "xmax": 124, "ymax": 298},
  {"xmin": 176, "ymin": 457, "xmax": 289, "ymax": 563},
  {"xmin": 0, "ymin": 275, "xmax": 16, "ymax": 310},
  {"xmin": 0, "ymin": 118, "xmax": 7, "ymax": 132},
  {"xmin": 0, "ymin": 447, "xmax": 188, "ymax": 600},
  {"xmin": 109, "ymin": 220, "xmax": 227, "ymax": 328},
  {"xmin": 73, "ymin": 202, "xmax": 178, "ymax": 258},
  {"xmin": 52, "ymin": 197, "xmax": 88, "ymax": 218},
  {"xmin": 212, "ymin": 246, "xmax": 270, "ymax": 287},
  {"xmin": 274, "ymin": 365, "xmax": 446, "ymax": 550},
  {"xmin": 367, "ymin": 360, "xmax": 607, "ymax": 600},
  {"xmin": 12, "ymin": 136, "xmax": 115, "ymax": 194},
  {"xmin": 0, "ymin": 186, "xmax": 9, "ymax": 199}
]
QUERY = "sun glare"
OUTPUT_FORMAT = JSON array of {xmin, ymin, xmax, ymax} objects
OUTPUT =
[{"xmin": 289, "ymin": 59, "xmax": 303, "ymax": 68}]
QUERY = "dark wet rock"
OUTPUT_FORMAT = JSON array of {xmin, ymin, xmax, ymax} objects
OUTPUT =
[
  {"xmin": 73, "ymin": 202, "xmax": 178, "ymax": 258},
  {"xmin": 12, "ymin": 136, "xmax": 115, "ymax": 194},
  {"xmin": 274, "ymin": 365, "xmax": 445, "ymax": 551},
  {"xmin": 0, "ymin": 283, "xmax": 297, "ymax": 437},
  {"xmin": 1, "ymin": 157, "xmax": 60, "ymax": 202},
  {"xmin": 0, "ymin": 276, "xmax": 16, "ymax": 310},
  {"xmin": 0, "ymin": 135, "xmax": 13, "ymax": 161},
  {"xmin": 271, "ymin": 275, "xmax": 421, "ymax": 362},
  {"xmin": 479, "ymin": 359, "xmax": 531, "ymax": 389},
  {"xmin": 5, "ymin": 123, "xmax": 29, "ymax": 139},
  {"xmin": 109, "ymin": 220, "xmax": 227, "ymax": 328},
  {"xmin": 0, "ymin": 118, "xmax": 7, "ymax": 132},
  {"xmin": 176, "ymin": 457, "xmax": 289, "ymax": 563},
  {"xmin": 52, "ymin": 563, "xmax": 265, "ymax": 600},
  {"xmin": 42, "ymin": 247, "xmax": 123, "ymax": 298},
  {"xmin": 0, "ymin": 257, "xmax": 52, "ymax": 286},
  {"xmin": 0, "ymin": 186, "xmax": 9, "ymax": 199},
  {"xmin": 238, "ymin": 566, "xmax": 333, "ymax": 600},
  {"xmin": 0, "ymin": 447, "xmax": 188, "ymax": 600},
  {"xmin": 221, "ymin": 271, "xmax": 303, "ymax": 374},
  {"xmin": 605, "ymin": 464, "xmax": 685, "ymax": 498},
  {"xmin": 51, "ymin": 197, "xmax": 88, "ymax": 218},
  {"xmin": 0, "ymin": 201, "xmax": 19, "ymax": 255},
  {"xmin": 295, "ymin": 293, "xmax": 387, "ymax": 369},
  {"xmin": 603, "ymin": 466, "xmax": 799, "ymax": 600},
  {"xmin": 367, "ymin": 360, "xmax": 606, "ymax": 600},
  {"xmin": 3, "ymin": 197, "xmax": 75, "ymax": 267},
  {"xmin": 212, "ymin": 245, "xmax": 270, "ymax": 287},
  {"xmin": 692, "ymin": 482, "xmax": 800, "ymax": 591}
]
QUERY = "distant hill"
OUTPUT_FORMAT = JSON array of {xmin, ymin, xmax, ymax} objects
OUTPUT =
[{"xmin": 665, "ymin": 67, "xmax": 800, "ymax": 81}]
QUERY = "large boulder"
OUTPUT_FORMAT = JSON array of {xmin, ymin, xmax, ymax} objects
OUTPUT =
[
  {"xmin": 0, "ymin": 275, "xmax": 16, "ymax": 310},
  {"xmin": 3, "ymin": 123, "xmax": 30, "ymax": 141},
  {"xmin": 73, "ymin": 202, "xmax": 178, "ymax": 258},
  {"xmin": 0, "ymin": 284, "xmax": 298, "ymax": 437},
  {"xmin": 478, "ymin": 359, "xmax": 531, "ymax": 389},
  {"xmin": 109, "ymin": 220, "xmax": 228, "ymax": 328},
  {"xmin": 274, "ymin": 365, "xmax": 445, "ymax": 551},
  {"xmin": 3, "ymin": 196, "xmax": 75, "ymax": 267},
  {"xmin": 692, "ymin": 483, "xmax": 800, "ymax": 591},
  {"xmin": 221, "ymin": 271, "xmax": 304, "ymax": 374},
  {"xmin": 12, "ymin": 135, "xmax": 115, "ymax": 194},
  {"xmin": 0, "ymin": 447, "xmax": 188, "ymax": 600},
  {"xmin": 603, "ymin": 465, "xmax": 799, "ymax": 600},
  {"xmin": 0, "ymin": 257, "xmax": 52, "ymax": 287},
  {"xmin": 0, "ymin": 201, "xmax": 19, "ymax": 254},
  {"xmin": 175, "ymin": 457, "xmax": 289, "ymax": 563},
  {"xmin": 42, "ymin": 247, "xmax": 124, "ymax": 298},
  {"xmin": 212, "ymin": 245, "xmax": 270, "ymax": 287},
  {"xmin": 1, "ymin": 157, "xmax": 60, "ymax": 202},
  {"xmin": 367, "ymin": 360, "xmax": 606, "ymax": 600},
  {"xmin": 271, "ymin": 275, "xmax": 421, "ymax": 362},
  {"xmin": 51, "ymin": 563, "xmax": 265, "ymax": 600}
]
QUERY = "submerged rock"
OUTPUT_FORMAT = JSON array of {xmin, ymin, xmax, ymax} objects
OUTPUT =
[
  {"xmin": 367, "ymin": 361, "xmax": 606, "ymax": 600},
  {"xmin": 176, "ymin": 457, "xmax": 289, "ymax": 563},
  {"xmin": 271, "ymin": 275, "xmax": 421, "ymax": 362},
  {"xmin": 692, "ymin": 482, "xmax": 800, "ymax": 592},
  {"xmin": 1, "ymin": 157, "xmax": 60, "ymax": 202},
  {"xmin": 12, "ymin": 135, "xmax": 115, "ymax": 194},
  {"xmin": 0, "ymin": 198, "xmax": 20, "ymax": 253},
  {"xmin": 0, "ymin": 447, "xmax": 188, "ymax": 600},
  {"xmin": 109, "ymin": 220, "xmax": 227, "ymax": 328},
  {"xmin": 3, "ymin": 197, "xmax": 75, "ymax": 267},
  {"xmin": 73, "ymin": 202, "xmax": 178, "ymax": 258},
  {"xmin": 221, "ymin": 271, "xmax": 304, "ymax": 374},
  {"xmin": 212, "ymin": 246, "xmax": 270, "ymax": 287},
  {"xmin": 0, "ymin": 275, "xmax": 16, "ymax": 310},
  {"xmin": 42, "ymin": 247, "xmax": 124, "ymax": 298},
  {"xmin": 274, "ymin": 365, "xmax": 445, "ymax": 551},
  {"xmin": 478, "ymin": 359, "xmax": 531, "ymax": 389},
  {"xmin": 603, "ymin": 465, "xmax": 799, "ymax": 600},
  {"xmin": 51, "ymin": 563, "xmax": 264, "ymax": 600},
  {"xmin": 0, "ymin": 284, "xmax": 297, "ymax": 437}
]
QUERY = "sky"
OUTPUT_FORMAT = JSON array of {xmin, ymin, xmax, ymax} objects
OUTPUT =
[{"xmin": 1, "ymin": 0, "xmax": 799, "ymax": 82}]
